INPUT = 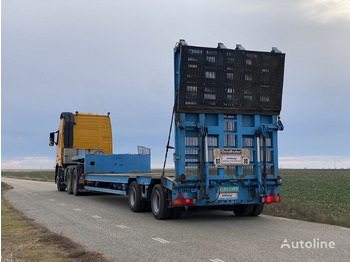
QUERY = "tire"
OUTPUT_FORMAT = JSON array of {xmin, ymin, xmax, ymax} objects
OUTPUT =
[
  {"xmin": 151, "ymin": 184, "xmax": 171, "ymax": 220},
  {"xmin": 56, "ymin": 175, "xmax": 65, "ymax": 192},
  {"xmin": 251, "ymin": 204, "xmax": 264, "ymax": 216},
  {"xmin": 233, "ymin": 204, "xmax": 254, "ymax": 216},
  {"xmin": 128, "ymin": 181, "xmax": 146, "ymax": 212},
  {"xmin": 72, "ymin": 168, "xmax": 80, "ymax": 196},
  {"xmin": 56, "ymin": 168, "xmax": 66, "ymax": 192},
  {"xmin": 66, "ymin": 168, "xmax": 73, "ymax": 194}
]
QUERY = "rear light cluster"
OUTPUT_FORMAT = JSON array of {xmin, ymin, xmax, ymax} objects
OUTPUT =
[
  {"xmin": 263, "ymin": 195, "xmax": 281, "ymax": 203},
  {"xmin": 173, "ymin": 198, "xmax": 195, "ymax": 206},
  {"xmin": 173, "ymin": 192, "xmax": 195, "ymax": 206},
  {"xmin": 79, "ymin": 173, "xmax": 84, "ymax": 184}
]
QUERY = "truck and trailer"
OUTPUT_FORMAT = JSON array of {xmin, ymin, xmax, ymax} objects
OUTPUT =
[{"xmin": 49, "ymin": 40, "xmax": 285, "ymax": 219}]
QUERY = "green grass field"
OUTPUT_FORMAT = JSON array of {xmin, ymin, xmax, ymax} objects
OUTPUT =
[
  {"xmin": 1, "ymin": 170, "xmax": 55, "ymax": 181},
  {"xmin": 2, "ymin": 168, "xmax": 349, "ymax": 227},
  {"xmin": 264, "ymin": 169, "xmax": 350, "ymax": 227}
]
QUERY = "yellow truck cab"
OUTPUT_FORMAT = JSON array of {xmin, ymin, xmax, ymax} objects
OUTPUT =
[{"xmin": 49, "ymin": 112, "xmax": 112, "ymax": 191}]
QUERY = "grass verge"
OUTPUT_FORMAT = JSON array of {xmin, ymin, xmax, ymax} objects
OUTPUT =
[
  {"xmin": 263, "ymin": 169, "xmax": 350, "ymax": 228},
  {"xmin": 1, "ymin": 182, "xmax": 108, "ymax": 262},
  {"xmin": 2, "ymin": 170, "xmax": 55, "ymax": 182}
]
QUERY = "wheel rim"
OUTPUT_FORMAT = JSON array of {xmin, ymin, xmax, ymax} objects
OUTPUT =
[
  {"xmin": 130, "ymin": 187, "xmax": 136, "ymax": 206},
  {"xmin": 152, "ymin": 191, "xmax": 161, "ymax": 213}
]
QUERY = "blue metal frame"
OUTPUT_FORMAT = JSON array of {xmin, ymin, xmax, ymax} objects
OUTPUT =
[
  {"xmin": 73, "ymin": 153, "xmax": 151, "ymax": 174},
  {"xmin": 83, "ymin": 154, "xmax": 150, "ymax": 174},
  {"xmin": 173, "ymin": 41, "xmax": 284, "ymax": 202}
]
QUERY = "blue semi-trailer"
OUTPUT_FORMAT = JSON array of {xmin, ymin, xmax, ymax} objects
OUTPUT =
[{"xmin": 49, "ymin": 40, "xmax": 285, "ymax": 219}]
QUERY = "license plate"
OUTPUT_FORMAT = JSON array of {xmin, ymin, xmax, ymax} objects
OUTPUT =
[
  {"xmin": 219, "ymin": 186, "xmax": 239, "ymax": 192},
  {"xmin": 218, "ymin": 192, "xmax": 238, "ymax": 200}
]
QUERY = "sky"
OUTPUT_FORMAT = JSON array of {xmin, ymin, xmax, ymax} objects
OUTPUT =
[{"xmin": 2, "ymin": 0, "xmax": 350, "ymax": 169}]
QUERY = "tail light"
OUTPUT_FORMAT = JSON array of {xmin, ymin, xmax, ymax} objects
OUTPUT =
[
  {"xmin": 173, "ymin": 198, "xmax": 195, "ymax": 206},
  {"xmin": 173, "ymin": 192, "xmax": 195, "ymax": 206},
  {"xmin": 263, "ymin": 195, "xmax": 281, "ymax": 203},
  {"xmin": 79, "ymin": 173, "xmax": 84, "ymax": 184}
]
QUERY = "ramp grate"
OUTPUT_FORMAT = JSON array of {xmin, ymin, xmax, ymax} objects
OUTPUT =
[{"xmin": 178, "ymin": 45, "xmax": 285, "ymax": 115}]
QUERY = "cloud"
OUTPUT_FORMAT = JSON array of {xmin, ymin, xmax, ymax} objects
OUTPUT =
[
  {"xmin": 279, "ymin": 155, "xmax": 350, "ymax": 169},
  {"xmin": 1, "ymin": 157, "xmax": 55, "ymax": 170},
  {"xmin": 300, "ymin": 0, "xmax": 350, "ymax": 22}
]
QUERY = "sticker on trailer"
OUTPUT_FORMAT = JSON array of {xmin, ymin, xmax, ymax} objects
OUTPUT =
[
  {"xmin": 213, "ymin": 148, "xmax": 250, "ymax": 167},
  {"xmin": 217, "ymin": 192, "xmax": 238, "ymax": 200}
]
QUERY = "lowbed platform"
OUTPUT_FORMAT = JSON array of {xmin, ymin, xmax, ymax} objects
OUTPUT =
[
  {"xmin": 82, "ymin": 173, "xmax": 176, "ymax": 196},
  {"xmin": 84, "ymin": 172, "xmax": 175, "ymax": 180}
]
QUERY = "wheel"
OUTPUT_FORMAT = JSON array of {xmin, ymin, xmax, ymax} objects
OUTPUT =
[
  {"xmin": 170, "ymin": 207, "xmax": 183, "ymax": 219},
  {"xmin": 251, "ymin": 204, "xmax": 264, "ymax": 216},
  {"xmin": 128, "ymin": 181, "xmax": 146, "ymax": 212},
  {"xmin": 66, "ymin": 168, "xmax": 73, "ymax": 194},
  {"xmin": 56, "ymin": 168, "xmax": 66, "ymax": 192},
  {"xmin": 151, "ymin": 184, "xmax": 171, "ymax": 220},
  {"xmin": 56, "ymin": 174, "xmax": 65, "ymax": 192},
  {"xmin": 72, "ymin": 168, "xmax": 80, "ymax": 196},
  {"xmin": 233, "ymin": 204, "xmax": 254, "ymax": 216}
]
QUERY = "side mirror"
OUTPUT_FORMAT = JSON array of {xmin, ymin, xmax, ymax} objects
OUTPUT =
[{"xmin": 49, "ymin": 132, "xmax": 56, "ymax": 146}]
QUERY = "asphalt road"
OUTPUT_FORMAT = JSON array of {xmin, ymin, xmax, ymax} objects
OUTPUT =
[{"xmin": 2, "ymin": 177, "xmax": 349, "ymax": 262}]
